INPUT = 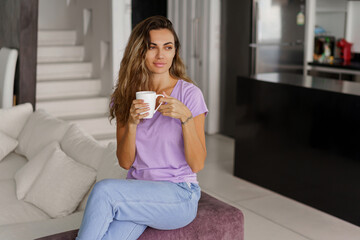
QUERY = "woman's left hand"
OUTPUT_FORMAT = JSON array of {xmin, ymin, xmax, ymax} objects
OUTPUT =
[{"xmin": 158, "ymin": 92, "xmax": 192, "ymax": 122}]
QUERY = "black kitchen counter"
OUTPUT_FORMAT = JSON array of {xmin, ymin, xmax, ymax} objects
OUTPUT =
[
  {"xmin": 309, "ymin": 60, "xmax": 360, "ymax": 71},
  {"xmin": 251, "ymin": 72, "xmax": 360, "ymax": 96},
  {"xmin": 235, "ymin": 73, "xmax": 360, "ymax": 225}
]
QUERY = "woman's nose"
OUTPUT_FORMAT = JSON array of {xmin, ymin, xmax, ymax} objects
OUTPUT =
[{"xmin": 156, "ymin": 49, "xmax": 164, "ymax": 59}]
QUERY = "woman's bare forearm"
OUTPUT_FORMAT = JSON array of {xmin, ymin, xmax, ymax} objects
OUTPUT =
[
  {"xmin": 182, "ymin": 115, "xmax": 207, "ymax": 173},
  {"xmin": 116, "ymin": 123, "xmax": 137, "ymax": 170}
]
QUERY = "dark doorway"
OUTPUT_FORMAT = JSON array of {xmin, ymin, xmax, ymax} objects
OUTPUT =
[{"xmin": 132, "ymin": 0, "xmax": 167, "ymax": 29}]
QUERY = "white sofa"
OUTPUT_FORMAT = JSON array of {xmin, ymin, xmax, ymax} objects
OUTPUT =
[{"xmin": 0, "ymin": 103, "xmax": 127, "ymax": 240}]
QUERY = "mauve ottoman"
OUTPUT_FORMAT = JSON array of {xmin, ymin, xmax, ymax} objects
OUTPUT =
[{"xmin": 36, "ymin": 192, "xmax": 244, "ymax": 240}]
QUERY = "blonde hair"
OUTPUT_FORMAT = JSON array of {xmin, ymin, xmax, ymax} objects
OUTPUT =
[{"xmin": 109, "ymin": 15, "xmax": 193, "ymax": 126}]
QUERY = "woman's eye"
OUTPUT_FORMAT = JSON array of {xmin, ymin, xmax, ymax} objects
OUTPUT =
[
  {"xmin": 166, "ymin": 47, "xmax": 173, "ymax": 50},
  {"xmin": 149, "ymin": 46, "xmax": 155, "ymax": 49}
]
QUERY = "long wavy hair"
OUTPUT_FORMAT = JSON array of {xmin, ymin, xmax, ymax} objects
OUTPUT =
[{"xmin": 109, "ymin": 15, "xmax": 193, "ymax": 126}]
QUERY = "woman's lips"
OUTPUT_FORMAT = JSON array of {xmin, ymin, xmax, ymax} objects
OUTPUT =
[{"xmin": 154, "ymin": 63, "xmax": 166, "ymax": 67}]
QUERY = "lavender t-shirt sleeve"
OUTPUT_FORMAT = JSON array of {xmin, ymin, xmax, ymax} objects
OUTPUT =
[{"xmin": 183, "ymin": 84, "xmax": 208, "ymax": 118}]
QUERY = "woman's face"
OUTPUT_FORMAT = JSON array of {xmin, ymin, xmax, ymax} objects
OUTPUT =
[{"xmin": 145, "ymin": 29, "xmax": 176, "ymax": 76}]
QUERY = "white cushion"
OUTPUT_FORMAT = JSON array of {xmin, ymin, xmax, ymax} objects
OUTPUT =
[
  {"xmin": 15, "ymin": 109, "xmax": 70, "ymax": 159},
  {"xmin": 0, "ymin": 103, "xmax": 32, "ymax": 139},
  {"xmin": 0, "ymin": 201, "xmax": 50, "ymax": 225},
  {"xmin": 0, "ymin": 179, "xmax": 17, "ymax": 205},
  {"xmin": 14, "ymin": 142, "xmax": 58, "ymax": 200},
  {"xmin": 96, "ymin": 142, "xmax": 128, "ymax": 181},
  {"xmin": 0, "ymin": 131, "xmax": 18, "ymax": 162},
  {"xmin": 77, "ymin": 142, "xmax": 128, "ymax": 211},
  {"xmin": 60, "ymin": 124, "xmax": 106, "ymax": 170},
  {"xmin": 24, "ymin": 147, "xmax": 96, "ymax": 218},
  {"xmin": 77, "ymin": 184, "xmax": 94, "ymax": 211},
  {"xmin": 0, "ymin": 152, "xmax": 27, "ymax": 181}
]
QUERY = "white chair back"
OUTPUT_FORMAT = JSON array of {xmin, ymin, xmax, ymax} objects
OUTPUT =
[{"xmin": 0, "ymin": 47, "xmax": 18, "ymax": 109}]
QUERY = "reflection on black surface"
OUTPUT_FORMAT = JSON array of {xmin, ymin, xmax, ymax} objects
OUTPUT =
[{"xmin": 252, "ymin": 72, "xmax": 360, "ymax": 96}]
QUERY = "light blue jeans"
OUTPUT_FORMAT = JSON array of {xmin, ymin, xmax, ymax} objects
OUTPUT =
[{"xmin": 76, "ymin": 179, "xmax": 201, "ymax": 240}]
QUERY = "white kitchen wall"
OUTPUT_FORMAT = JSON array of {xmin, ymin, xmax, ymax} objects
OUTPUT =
[
  {"xmin": 316, "ymin": 0, "xmax": 347, "ymax": 11},
  {"xmin": 346, "ymin": 1, "xmax": 360, "ymax": 52},
  {"xmin": 315, "ymin": 0, "xmax": 347, "ymax": 40}
]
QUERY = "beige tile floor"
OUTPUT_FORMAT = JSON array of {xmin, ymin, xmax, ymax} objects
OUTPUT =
[{"xmin": 199, "ymin": 134, "xmax": 360, "ymax": 240}]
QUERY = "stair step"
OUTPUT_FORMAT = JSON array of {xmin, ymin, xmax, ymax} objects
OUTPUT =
[
  {"xmin": 69, "ymin": 117, "xmax": 116, "ymax": 140},
  {"xmin": 38, "ymin": 30, "xmax": 77, "ymax": 46},
  {"xmin": 36, "ymin": 97, "xmax": 109, "ymax": 119},
  {"xmin": 37, "ymin": 46, "xmax": 85, "ymax": 63},
  {"xmin": 36, "ymin": 79, "xmax": 102, "ymax": 101},
  {"xmin": 37, "ymin": 62, "xmax": 93, "ymax": 81}
]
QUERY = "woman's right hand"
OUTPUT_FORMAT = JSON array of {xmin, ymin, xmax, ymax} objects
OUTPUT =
[{"xmin": 128, "ymin": 99, "xmax": 150, "ymax": 126}]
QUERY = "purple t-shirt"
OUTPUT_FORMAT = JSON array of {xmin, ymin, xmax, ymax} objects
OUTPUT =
[{"xmin": 126, "ymin": 80, "xmax": 208, "ymax": 183}]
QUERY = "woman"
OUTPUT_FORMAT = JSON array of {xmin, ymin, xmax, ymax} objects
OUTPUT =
[{"xmin": 76, "ymin": 15, "xmax": 208, "ymax": 240}]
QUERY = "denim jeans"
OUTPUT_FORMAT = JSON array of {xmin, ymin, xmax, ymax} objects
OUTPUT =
[{"xmin": 76, "ymin": 179, "xmax": 201, "ymax": 240}]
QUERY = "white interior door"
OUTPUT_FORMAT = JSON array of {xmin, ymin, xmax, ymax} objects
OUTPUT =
[{"xmin": 168, "ymin": 0, "xmax": 220, "ymax": 134}]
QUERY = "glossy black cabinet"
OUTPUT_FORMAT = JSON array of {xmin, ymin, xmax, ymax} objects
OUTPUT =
[{"xmin": 235, "ymin": 73, "xmax": 360, "ymax": 226}]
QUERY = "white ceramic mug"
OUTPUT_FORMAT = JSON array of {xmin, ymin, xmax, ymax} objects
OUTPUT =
[{"xmin": 136, "ymin": 91, "xmax": 164, "ymax": 119}]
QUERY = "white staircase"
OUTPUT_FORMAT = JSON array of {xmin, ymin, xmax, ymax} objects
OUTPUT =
[{"xmin": 36, "ymin": 30, "xmax": 116, "ymax": 145}]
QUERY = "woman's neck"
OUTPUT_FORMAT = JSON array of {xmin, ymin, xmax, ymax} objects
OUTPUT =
[{"xmin": 150, "ymin": 72, "xmax": 177, "ymax": 93}]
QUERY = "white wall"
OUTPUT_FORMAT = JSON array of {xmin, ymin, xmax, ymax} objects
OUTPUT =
[
  {"xmin": 316, "ymin": 0, "xmax": 347, "ymax": 11},
  {"xmin": 315, "ymin": 12, "xmax": 346, "ymax": 39},
  {"xmin": 315, "ymin": 0, "xmax": 347, "ymax": 39},
  {"xmin": 346, "ymin": 1, "xmax": 360, "ymax": 52}
]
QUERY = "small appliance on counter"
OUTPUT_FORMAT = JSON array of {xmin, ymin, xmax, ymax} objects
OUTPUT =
[
  {"xmin": 313, "ymin": 36, "xmax": 335, "ymax": 63},
  {"xmin": 337, "ymin": 38, "xmax": 353, "ymax": 63}
]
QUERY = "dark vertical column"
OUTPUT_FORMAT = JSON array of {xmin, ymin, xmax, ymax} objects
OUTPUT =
[
  {"xmin": 17, "ymin": 0, "xmax": 38, "ymax": 108},
  {"xmin": 131, "ymin": 0, "xmax": 167, "ymax": 29},
  {"xmin": 220, "ymin": 0, "xmax": 252, "ymax": 137},
  {"xmin": 0, "ymin": 0, "xmax": 38, "ymax": 109},
  {"xmin": 0, "ymin": 1, "xmax": 20, "ymax": 48}
]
